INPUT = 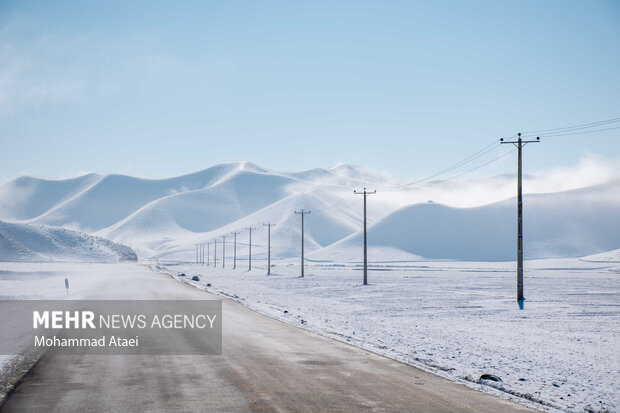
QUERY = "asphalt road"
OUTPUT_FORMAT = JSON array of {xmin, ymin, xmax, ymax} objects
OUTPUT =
[{"xmin": 0, "ymin": 265, "xmax": 534, "ymax": 412}]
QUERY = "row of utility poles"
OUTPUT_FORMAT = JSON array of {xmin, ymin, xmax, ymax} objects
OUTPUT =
[
  {"xmin": 193, "ymin": 136, "xmax": 537, "ymax": 304},
  {"xmin": 194, "ymin": 191, "xmax": 375, "ymax": 282},
  {"xmin": 194, "ymin": 225, "xmax": 265, "ymax": 273}
]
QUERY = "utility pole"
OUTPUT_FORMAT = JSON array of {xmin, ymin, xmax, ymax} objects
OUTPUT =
[
  {"xmin": 246, "ymin": 227, "xmax": 256, "ymax": 271},
  {"xmin": 213, "ymin": 238, "xmax": 217, "ymax": 267},
  {"xmin": 501, "ymin": 133, "xmax": 540, "ymax": 304},
  {"xmin": 231, "ymin": 231, "xmax": 239, "ymax": 269},
  {"xmin": 294, "ymin": 209, "xmax": 311, "ymax": 277},
  {"xmin": 263, "ymin": 222, "xmax": 276, "ymax": 275},
  {"xmin": 222, "ymin": 235, "xmax": 226, "ymax": 269},
  {"xmin": 354, "ymin": 188, "xmax": 376, "ymax": 285}
]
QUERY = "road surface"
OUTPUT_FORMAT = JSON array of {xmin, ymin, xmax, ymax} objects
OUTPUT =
[{"xmin": 0, "ymin": 264, "xmax": 534, "ymax": 412}]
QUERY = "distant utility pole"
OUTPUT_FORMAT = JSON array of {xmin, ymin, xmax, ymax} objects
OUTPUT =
[
  {"xmin": 501, "ymin": 133, "xmax": 540, "ymax": 303},
  {"xmin": 263, "ymin": 222, "xmax": 276, "ymax": 275},
  {"xmin": 231, "ymin": 231, "xmax": 239, "ymax": 269},
  {"xmin": 354, "ymin": 188, "xmax": 376, "ymax": 285},
  {"xmin": 246, "ymin": 227, "xmax": 256, "ymax": 271},
  {"xmin": 214, "ymin": 238, "xmax": 217, "ymax": 267},
  {"xmin": 222, "ymin": 235, "xmax": 226, "ymax": 269},
  {"xmin": 294, "ymin": 209, "xmax": 311, "ymax": 277}
]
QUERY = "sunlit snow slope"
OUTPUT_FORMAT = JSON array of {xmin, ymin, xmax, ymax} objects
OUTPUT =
[
  {"xmin": 0, "ymin": 220, "xmax": 137, "ymax": 262},
  {"xmin": 316, "ymin": 180, "xmax": 620, "ymax": 261}
]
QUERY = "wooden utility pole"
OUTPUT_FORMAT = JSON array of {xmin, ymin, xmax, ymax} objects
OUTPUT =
[
  {"xmin": 231, "ymin": 231, "xmax": 239, "ymax": 269},
  {"xmin": 501, "ymin": 133, "xmax": 540, "ymax": 303},
  {"xmin": 354, "ymin": 188, "xmax": 376, "ymax": 285},
  {"xmin": 294, "ymin": 209, "xmax": 311, "ymax": 277},
  {"xmin": 213, "ymin": 238, "xmax": 217, "ymax": 267},
  {"xmin": 263, "ymin": 222, "xmax": 276, "ymax": 275},
  {"xmin": 246, "ymin": 227, "xmax": 256, "ymax": 271}
]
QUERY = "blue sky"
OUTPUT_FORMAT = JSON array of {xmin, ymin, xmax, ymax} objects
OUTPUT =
[{"xmin": 0, "ymin": 0, "xmax": 619, "ymax": 184}]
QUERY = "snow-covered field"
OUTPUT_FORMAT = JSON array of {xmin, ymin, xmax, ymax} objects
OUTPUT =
[{"xmin": 166, "ymin": 258, "xmax": 620, "ymax": 413}]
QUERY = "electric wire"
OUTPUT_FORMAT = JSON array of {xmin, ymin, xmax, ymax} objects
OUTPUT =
[
  {"xmin": 522, "ymin": 117, "xmax": 620, "ymax": 134},
  {"xmin": 525, "ymin": 125, "xmax": 620, "ymax": 138}
]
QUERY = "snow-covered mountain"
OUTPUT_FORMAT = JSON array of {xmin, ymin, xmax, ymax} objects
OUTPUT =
[
  {"xmin": 315, "ymin": 180, "xmax": 620, "ymax": 261},
  {"xmin": 0, "ymin": 220, "xmax": 137, "ymax": 262},
  {"xmin": 0, "ymin": 162, "xmax": 395, "ymax": 260},
  {"xmin": 131, "ymin": 190, "xmax": 363, "ymax": 260},
  {"xmin": 1, "ymin": 162, "xmax": 618, "ymax": 262}
]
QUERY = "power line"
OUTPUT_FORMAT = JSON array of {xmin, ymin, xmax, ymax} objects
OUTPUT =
[
  {"xmin": 397, "ymin": 140, "xmax": 500, "ymax": 188},
  {"xmin": 523, "ymin": 116, "xmax": 620, "ymax": 134},
  {"xmin": 312, "ymin": 192, "xmax": 356, "ymax": 215},
  {"xmin": 525, "ymin": 125, "xmax": 620, "ymax": 138},
  {"xmin": 375, "ymin": 138, "xmax": 504, "ymax": 191},
  {"xmin": 412, "ymin": 147, "xmax": 517, "ymax": 189}
]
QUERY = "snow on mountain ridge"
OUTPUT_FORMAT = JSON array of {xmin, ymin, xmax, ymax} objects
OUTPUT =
[
  {"xmin": 0, "ymin": 173, "xmax": 104, "ymax": 221},
  {"xmin": 0, "ymin": 162, "xmax": 385, "ymax": 232}
]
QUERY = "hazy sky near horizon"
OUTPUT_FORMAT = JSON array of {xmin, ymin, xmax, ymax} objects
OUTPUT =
[{"xmin": 0, "ymin": 0, "xmax": 619, "ymax": 185}]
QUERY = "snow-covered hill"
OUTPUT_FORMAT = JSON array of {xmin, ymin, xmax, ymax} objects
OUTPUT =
[
  {"xmin": 0, "ymin": 220, "xmax": 137, "ymax": 262},
  {"xmin": 315, "ymin": 180, "xmax": 620, "ymax": 261},
  {"xmin": 582, "ymin": 248, "xmax": 620, "ymax": 262},
  {"xmin": 138, "ymin": 190, "xmax": 363, "ymax": 260},
  {"xmin": 0, "ymin": 173, "xmax": 103, "ymax": 221},
  {"xmin": 0, "ymin": 162, "xmax": 396, "ymax": 259},
  {"xmin": 1, "ymin": 162, "xmax": 618, "ymax": 261}
]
